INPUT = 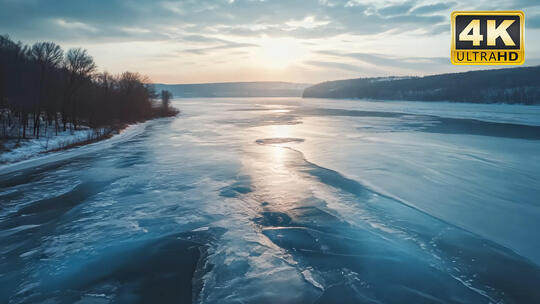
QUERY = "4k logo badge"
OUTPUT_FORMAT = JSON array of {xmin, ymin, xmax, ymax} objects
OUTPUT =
[{"xmin": 451, "ymin": 11, "xmax": 524, "ymax": 65}]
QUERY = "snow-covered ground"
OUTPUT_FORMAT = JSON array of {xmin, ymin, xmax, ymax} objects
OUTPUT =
[
  {"xmin": 0, "ymin": 125, "xmax": 112, "ymax": 164},
  {"xmin": 0, "ymin": 122, "xmax": 147, "ymax": 175}
]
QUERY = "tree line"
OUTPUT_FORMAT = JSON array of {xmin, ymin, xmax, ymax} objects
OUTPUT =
[
  {"xmin": 302, "ymin": 66, "xmax": 540, "ymax": 105},
  {"xmin": 0, "ymin": 35, "xmax": 176, "ymax": 140}
]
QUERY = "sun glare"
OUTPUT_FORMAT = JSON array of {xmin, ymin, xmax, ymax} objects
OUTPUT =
[{"xmin": 255, "ymin": 37, "xmax": 306, "ymax": 69}]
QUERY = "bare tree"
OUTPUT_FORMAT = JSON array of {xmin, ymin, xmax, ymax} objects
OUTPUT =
[
  {"xmin": 31, "ymin": 42, "xmax": 63, "ymax": 69},
  {"xmin": 63, "ymin": 48, "xmax": 96, "ymax": 130},
  {"xmin": 30, "ymin": 42, "xmax": 63, "ymax": 137},
  {"xmin": 65, "ymin": 48, "xmax": 96, "ymax": 77}
]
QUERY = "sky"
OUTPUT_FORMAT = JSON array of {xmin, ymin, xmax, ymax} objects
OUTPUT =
[{"xmin": 1, "ymin": 0, "xmax": 540, "ymax": 84}]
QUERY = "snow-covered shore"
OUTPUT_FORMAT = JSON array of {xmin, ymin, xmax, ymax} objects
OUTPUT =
[
  {"xmin": 0, "ymin": 126, "xmax": 113, "ymax": 164},
  {"xmin": 0, "ymin": 122, "xmax": 147, "ymax": 173}
]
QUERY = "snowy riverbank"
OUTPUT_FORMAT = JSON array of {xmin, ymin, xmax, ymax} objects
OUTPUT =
[
  {"xmin": 0, "ymin": 125, "xmax": 120, "ymax": 164},
  {"xmin": 0, "ymin": 122, "xmax": 151, "ymax": 174},
  {"xmin": 0, "ymin": 126, "xmax": 121, "ymax": 165}
]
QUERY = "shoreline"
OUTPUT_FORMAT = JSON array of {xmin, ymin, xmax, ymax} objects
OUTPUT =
[
  {"xmin": 0, "ymin": 121, "xmax": 148, "ymax": 175},
  {"xmin": 40, "ymin": 124, "xmax": 126, "ymax": 154},
  {"xmin": 0, "ymin": 107, "xmax": 179, "ymax": 170},
  {"xmin": 0, "ymin": 124, "xmax": 126, "ymax": 166}
]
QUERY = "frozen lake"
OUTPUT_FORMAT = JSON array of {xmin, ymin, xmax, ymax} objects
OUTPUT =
[{"xmin": 1, "ymin": 97, "xmax": 540, "ymax": 303}]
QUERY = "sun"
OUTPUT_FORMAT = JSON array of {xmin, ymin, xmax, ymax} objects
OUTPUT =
[{"xmin": 255, "ymin": 37, "xmax": 306, "ymax": 69}]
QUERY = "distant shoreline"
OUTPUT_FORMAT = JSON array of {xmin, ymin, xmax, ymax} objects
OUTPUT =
[
  {"xmin": 302, "ymin": 66, "xmax": 540, "ymax": 105},
  {"xmin": 154, "ymin": 82, "xmax": 310, "ymax": 98}
]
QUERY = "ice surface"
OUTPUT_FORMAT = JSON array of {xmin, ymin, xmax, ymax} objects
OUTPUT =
[{"xmin": 1, "ymin": 97, "xmax": 539, "ymax": 303}]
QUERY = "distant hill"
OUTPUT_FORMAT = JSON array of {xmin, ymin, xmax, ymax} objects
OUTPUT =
[
  {"xmin": 154, "ymin": 81, "xmax": 310, "ymax": 98},
  {"xmin": 303, "ymin": 66, "xmax": 540, "ymax": 105}
]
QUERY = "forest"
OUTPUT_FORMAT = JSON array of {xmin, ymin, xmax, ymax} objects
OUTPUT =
[
  {"xmin": 303, "ymin": 66, "xmax": 540, "ymax": 105},
  {"xmin": 0, "ymin": 35, "xmax": 177, "ymax": 141}
]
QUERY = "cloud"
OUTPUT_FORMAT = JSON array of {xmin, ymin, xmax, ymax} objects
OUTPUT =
[
  {"xmin": 313, "ymin": 50, "xmax": 449, "ymax": 73},
  {"xmin": 1, "ymin": 0, "xmax": 536, "ymax": 42},
  {"xmin": 285, "ymin": 16, "xmax": 330, "ymax": 29},
  {"xmin": 182, "ymin": 40, "xmax": 257, "ymax": 55},
  {"xmin": 377, "ymin": 2, "xmax": 414, "ymax": 16},
  {"xmin": 175, "ymin": 34, "xmax": 258, "ymax": 56},
  {"xmin": 410, "ymin": 3, "xmax": 452, "ymax": 15},
  {"xmin": 55, "ymin": 19, "xmax": 98, "ymax": 32},
  {"xmin": 1, "ymin": 0, "xmax": 538, "ymax": 83},
  {"xmin": 527, "ymin": 14, "xmax": 540, "ymax": 28},
  {"xmin": 0, "ymin": 0, "xmax": 454, "ymax": 42},
  {"xmin": 303, "ymin": 60, "xmax": 365, "ymax": 72}
]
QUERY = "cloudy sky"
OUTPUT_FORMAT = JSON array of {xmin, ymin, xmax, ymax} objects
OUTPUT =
[{"xmin": 1, "ymin": 0, "xmax": 539, "ymax": 84}]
